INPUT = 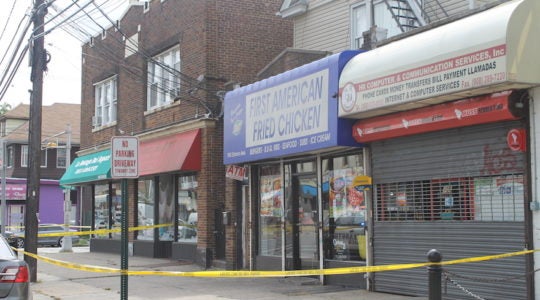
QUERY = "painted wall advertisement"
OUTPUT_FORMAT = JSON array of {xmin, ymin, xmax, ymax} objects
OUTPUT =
[
  {"xmin": 340, "ymin": 45, "xmax": 508, "ymax": 116},
  {"xmin": 223, "ymin": 51, "xmax": 361, "ymax": 165}
]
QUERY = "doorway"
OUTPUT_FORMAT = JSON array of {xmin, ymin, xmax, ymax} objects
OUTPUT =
[{"xmin": 284, "ymin": 161, "xmax": 319, "ymax": 270}]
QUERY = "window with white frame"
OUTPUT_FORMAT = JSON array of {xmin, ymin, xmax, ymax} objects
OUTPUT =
[
  {"xmin": 57, "ymin": 148, "xmax": 67, "ymax": 168},
  {"xmin": 41, "ymin": 149, "xmax": 47, "ymax": 167},
  {"xmin": 351, "ymin": 1, "xmax": 402, "ymax": 49},
  {"xmin": 6, "ymin": 146, "xmax": 13, "ymax": 168},
  {"xmin": 147, "ymin": 46, "xmax": 181, "ymax": 111},
  {"xmin": 94, "ymin": 76, "xmax": 117, "ymax": 128},
  {"xmin": 21, "ymin": 145, "xmax": 47, "ymax": 167},
  {"xmin": 21, "ymin": 145, "xmax": 28, "ymax": 167}
]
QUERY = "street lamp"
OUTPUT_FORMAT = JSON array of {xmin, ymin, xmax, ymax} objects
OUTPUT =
[{"xmin": 43, "ymin": 124, "xmax": 72, "ymax": 252}]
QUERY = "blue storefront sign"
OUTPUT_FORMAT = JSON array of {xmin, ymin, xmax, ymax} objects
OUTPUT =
[{"xmin": 224, "ymin": 50, "xmax": 363, "ymax": 165}]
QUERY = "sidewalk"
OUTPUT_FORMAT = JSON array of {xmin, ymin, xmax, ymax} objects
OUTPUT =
[{"xmin": 30, "ymin": 248, "xmax": 426, "ymax": 300}]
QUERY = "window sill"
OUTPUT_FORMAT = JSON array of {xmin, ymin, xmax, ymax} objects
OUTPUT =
[
  {"xmin": 144, "ymin": 101, "xmax": 181, "ymax": 116},
  {"xmin": 92, "ymin": 121, "xmax": 117, "ymax": 133}
]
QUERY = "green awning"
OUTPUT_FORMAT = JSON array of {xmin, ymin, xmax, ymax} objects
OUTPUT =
[{"xmin": 60, "ymin": 150, "xmax": 111, "ymax": 185}]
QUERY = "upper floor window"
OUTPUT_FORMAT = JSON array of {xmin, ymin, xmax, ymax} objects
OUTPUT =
[
  {"xmin": 147, "ymin": 46, "xmax": 181, "ymax": 111},
  {"xmin": 351, "ymin": 0, "xmax": 401, "ymax": 49},
  {"xmin": 6, "ymin": 146, "xmax": 13, "ymax": 168},
  {"xmin": 57, "ymin": 148, "xmax": 67, "ymax": 168},
  {"xmin": 0, "ymin": 121, "xmax": 5, "ymax": 137},
  {"xmin": 94, "ymin": 76, "xmax": 117, "ymax": 128},
  {"xmin": 21, "ymin": 145, "xmax": 47, "ymax": 168}
]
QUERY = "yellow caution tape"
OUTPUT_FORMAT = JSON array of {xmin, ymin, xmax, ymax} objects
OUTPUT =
[
  {"xmin": 14, "ymin": 223, "xmax": 173, "ymax": 238},
  {"xmin": 12, "ymin": 248, "xmax": 539, "ymax": 278}
]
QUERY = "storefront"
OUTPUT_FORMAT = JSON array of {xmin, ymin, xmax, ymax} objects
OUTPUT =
[
  {"xmin": 61, "ymin": 128, "xmax": 203, "ymax": 260},
  {"xmin": 60, "ymin": 149, "xmax": 113, "ymax": 234},
  {"xmin": 224, "ymin": 50, "xmax": 368, "ymax": 287},
  {"xmin": 0, "ymin": 179, "xmax": 66, "ymax": 231},
  {"xmin": 133, "ymin": 128, "xmax": 201, "ymax": 259},
  {"xmin": 338, "ymin": 0, "xmax": 540, "ymax": 299}
]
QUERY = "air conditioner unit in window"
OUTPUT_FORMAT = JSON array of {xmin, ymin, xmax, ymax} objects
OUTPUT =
[{"xmin": 92, "ymin": 116, "xmax": 102, "ymax": 127}]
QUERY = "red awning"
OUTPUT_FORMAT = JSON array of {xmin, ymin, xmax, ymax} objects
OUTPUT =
[
  {"xmin": 352, "ymin": 91, "xmax": 522, "ymax": 143},
  {"xmin": 139, "ymin": 129, "xmax": 201, "ymax": 176}
]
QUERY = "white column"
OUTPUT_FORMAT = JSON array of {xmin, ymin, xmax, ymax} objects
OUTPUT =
[{"xmin": 530, "ymin": 87, "xmax": 540, "ymax": 300}]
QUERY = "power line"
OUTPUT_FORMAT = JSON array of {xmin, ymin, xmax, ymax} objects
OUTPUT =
[{"xmin": 0, "ymin": 0, "xmax": 18, "ymax": 43}]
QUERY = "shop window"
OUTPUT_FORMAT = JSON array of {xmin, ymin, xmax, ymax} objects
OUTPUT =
[
  {"xmin": 375, "ymin": 174, "xmax": 524, "ymax": 222},
  {"xmin": 137, "ymin": 179, "xmax": 155, "ymax": 240},
  {"xmin": 322, "ymin": 153, "xmax": 367, "ymax": 261},
  {"xmin": 259, "ymin": 165, "xmax": 283, "ymax": 256},
  {"xmin": 94, "ymin": 184, "xmax": 110, "ymax": 238},
  {"xmin": 177, "ymin": 175, "xmax": 198, "ymax": 243},
  {"xmin": 110, "ymin": 183, "xmax": 122, "ymax": 239},
  {"xmin": 158, "ymin": 175, "xmax": 174, "ymax": 241},
  {"xmin": 94, "ymin": 183, "xmax": 122, "ymax": 239}
]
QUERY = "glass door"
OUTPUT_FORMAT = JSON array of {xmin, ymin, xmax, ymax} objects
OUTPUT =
[{"xmin": 285, "ymin": 161, "xmax": 319, "ymax": 270}]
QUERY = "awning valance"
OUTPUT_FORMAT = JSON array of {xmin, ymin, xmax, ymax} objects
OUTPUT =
[
  {"xmin": 139, "ymin": 129, "xmax": 201, "ymax": 177},
  {"xmin": 60, "ymin": 150, "xmax": 111, "ymax": 185},
  {"xmin": 352, "ymin": 90, "xmax": 522, "ymax": 142}
]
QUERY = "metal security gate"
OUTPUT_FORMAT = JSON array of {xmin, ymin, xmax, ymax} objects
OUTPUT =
[{"xmin": 370, "ymin": 121, "xmax": 528, "ymax": 299}]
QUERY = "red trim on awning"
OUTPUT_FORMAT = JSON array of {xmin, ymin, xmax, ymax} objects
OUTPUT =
[
  {"xmin": 139, "ymin": 129, "xmax": 201, "ymax": 176},
  {"xmin": 352, "ymin": 91, "xmax": 520, "ymax": 143}
]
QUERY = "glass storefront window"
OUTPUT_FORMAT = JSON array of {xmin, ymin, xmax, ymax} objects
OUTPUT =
[
  {"xmin": 322, "ymin": 153, "xmax": 367, "ymax": 261},
  {"xmin": 93, "ymin": 182, "xmax": 122, "ymax": 239},
  {"xmin": 137, "ymin": 179, "xmax": 154, "ymax": 240},
  {"xmin": 94, "ymin": 184, "xmax": 109, "ymax": 238},
  {"xmin": 158, "ymin": 175, "xmax": 174, "ymax": 241},
  {"xmin": 259, "ymin": 165, "xmax": 283, "ymax": 256},
  {"xmin": 177, "ymin": 175, "xmax": 198, "ymax": 242},
  {"xmin": 111, "ymin": 183, "xmax": 122, "ymax": 239}
]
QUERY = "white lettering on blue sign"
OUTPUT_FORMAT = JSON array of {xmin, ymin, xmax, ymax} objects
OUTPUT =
[{"xmin": 245, "ymin": 69, "xmax": 329, "ymax": 147}]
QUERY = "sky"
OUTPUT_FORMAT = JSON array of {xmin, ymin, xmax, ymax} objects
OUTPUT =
[{"xmin": 0, "ymin": 0, "xmax": 130, "ymax": 108}]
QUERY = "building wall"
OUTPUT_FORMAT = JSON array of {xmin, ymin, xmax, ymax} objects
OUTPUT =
[
  {"xmin": 80, "ymin": 0, "xmax": 292, "ymax": 265},
  {"xmin": 289, "ymin": 0, "xmax": 509, "ymax": 54},
  {"xmin": 293, "ymin": 0, "xmax": 351, "ymax": 53}
]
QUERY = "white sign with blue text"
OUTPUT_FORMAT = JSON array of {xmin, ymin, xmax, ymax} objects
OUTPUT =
[
  {"xmin": 246, "ymin": 69, "xmax": 329, "ymax": 147},
  {"xmin": 223, "ymin": 51, "xmax": 362, "ymax": 165}
]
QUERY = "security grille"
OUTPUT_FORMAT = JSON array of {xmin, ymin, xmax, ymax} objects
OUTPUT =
[{"xmin": 376, "ymin": 174, "xmax": 524, "ymax": 222}]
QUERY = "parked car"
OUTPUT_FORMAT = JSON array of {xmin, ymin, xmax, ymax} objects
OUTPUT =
[
  {"xmin": 7, "ymin": 224, "xmax": 80, "ymax": 248},
  {"xmin": 0, "ymin": 234, "xmax": 31, "ymax": 299}
]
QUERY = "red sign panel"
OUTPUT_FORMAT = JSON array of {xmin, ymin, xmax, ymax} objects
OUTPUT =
[
  {"xmin": 226, "ymin": 165, "xmax": 247, "ymax": 181},
  {"xmin": 352, "ymin": 91, "xmax": 519, "ymax": 142},
  {"xmin": 507, "ymin": 128, "xmax": 526, "ymax": 152}
]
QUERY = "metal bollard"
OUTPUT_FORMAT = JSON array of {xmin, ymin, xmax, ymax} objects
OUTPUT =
[{"xmin": 427, "ymin": 249, "xmax": 442, "ymax": 300}]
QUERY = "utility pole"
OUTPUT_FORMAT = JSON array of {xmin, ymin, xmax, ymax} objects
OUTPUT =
[{"xmin": 26, "ymin": 0, "xmax": 47, "ymax": 282}]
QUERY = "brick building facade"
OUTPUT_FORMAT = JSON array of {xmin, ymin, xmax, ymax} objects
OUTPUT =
[{"xmin": 69, "ymin": 0, "xmax": 292, "ymax": 267}]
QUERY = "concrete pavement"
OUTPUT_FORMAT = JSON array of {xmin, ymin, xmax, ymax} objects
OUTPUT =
[{"xmin": 29, "ymin": 247, "xmax": 426, "ymax": 300}]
